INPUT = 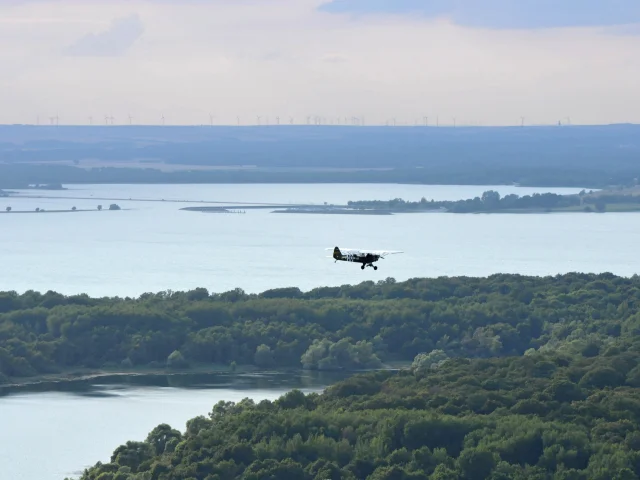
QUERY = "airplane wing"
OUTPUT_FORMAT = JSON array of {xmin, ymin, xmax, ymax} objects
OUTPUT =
[
  {"xmin": 370, "ymin": 250, "xmax": 403, "ymax": 257},
  {"xmin": 326, "ymin": 247, "xmax": 402, "ymax": 257}
]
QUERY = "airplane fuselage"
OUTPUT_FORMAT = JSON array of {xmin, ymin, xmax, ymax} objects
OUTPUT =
[{"xmin": 333, "ymin": 247, "xmax": 380, "ymax": 270}]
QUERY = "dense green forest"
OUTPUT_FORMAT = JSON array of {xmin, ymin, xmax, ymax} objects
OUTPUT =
[
  {"xmin": 2, "ymin": 273, "xmax": 640, "ymax": 385},
  {"xmin": 3, "ymin": 273, "xmax": 640, "ymax": 478},
  {"xmin": 348, "ymin": 190, "xmax": 640, "ymax": 213},
  {"xmin": 73, "ymin": 297, "xmax": 640, "ymax": 479}
]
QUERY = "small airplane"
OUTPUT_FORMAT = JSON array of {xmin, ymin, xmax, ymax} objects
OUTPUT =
[{"xmin": 327, "ymin": 246, "xmax": 403, "ymax": 270}]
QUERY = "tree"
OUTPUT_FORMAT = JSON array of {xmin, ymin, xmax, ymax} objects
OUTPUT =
[
  {"xmin": 5, "ymin": 207, "xmax": 10, "ymax": 212},
  {"xmin": 111, "ymin": 441, "xmax": 154, "ymax": 471},
  {"xmin": 145, "ymin": 423, "xmax": 182, "ymax": 455},
  {"xmin": 254, "ymin": 344, "xmax": 275, "ymax": 368},
  {"xmin": 412, "ymin": 350, "xmax": 448, "ymax": 375},
  {"xmin": 72, "ymin": 206, "xmax": 76, "ymax": 211},
  {"xmin": 97, "ymin": 205, "xmax": 102, "ymax": 211},
  {"xmin": 166, "ymin": 350, "xmax": 187, "ymax": 369}
]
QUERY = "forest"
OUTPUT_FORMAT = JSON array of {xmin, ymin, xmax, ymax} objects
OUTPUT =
[
  {"xmin": 70, "ymin": 272, "xmax": 640, "ymax": 479},
  {"xmin": 346, "ymin": 190, "xmax": 639, "ymax": 213},
  {"xmin": 1, "ymin": 272, "xmax": 639, "ymax": 384},
  {"xmin": 1, "ymin": 273, "xmax": 639, "ymax": 478}
]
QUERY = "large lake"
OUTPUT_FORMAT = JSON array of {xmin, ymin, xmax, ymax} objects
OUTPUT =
[
  {"xmin": 2, "ymin": 183, "xmax": 634, "ymax": 298},
  {"xmin": 1, "ymin": 182, "xmax": 637, "ymax": 480}
]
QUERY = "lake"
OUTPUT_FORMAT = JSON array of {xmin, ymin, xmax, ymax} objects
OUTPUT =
[
  {"xmin": 0, "ymin": 371, "xmax": 350, "ymax": 480},
  {"xmin": 2, "ymin": 183, "xmax": 634, "ymax": 299}
]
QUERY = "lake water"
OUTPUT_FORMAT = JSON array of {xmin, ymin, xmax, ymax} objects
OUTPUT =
[
  {"xmin": 2, "ymin": 182, "xmax": 634, "ymax": 299},
  {"xmin": 2, "ymin": 182, "xmax": 638, "ymax": 480},
  {"xmin": 0, "ymin": 371, "xmax": 349, "ymax": 480}
]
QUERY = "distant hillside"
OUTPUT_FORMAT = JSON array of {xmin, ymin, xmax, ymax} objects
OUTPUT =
[{"xmin": 1, "ymin": 124, "xmax": 638, "ymax": 188}]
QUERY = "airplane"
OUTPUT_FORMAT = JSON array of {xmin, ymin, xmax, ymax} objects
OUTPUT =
[{"xmin": 327, "ymin": 246, "xmax": 403, "ymax": 270}]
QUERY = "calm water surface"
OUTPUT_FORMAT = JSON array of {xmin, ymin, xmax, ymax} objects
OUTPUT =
[{"xmin": 2, "ymin": 183, "xmax": 630, "ymax": 298}]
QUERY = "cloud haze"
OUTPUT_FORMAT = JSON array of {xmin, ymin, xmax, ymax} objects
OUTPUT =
[
  {"xmin": 0, "ymin": 0, "xmax": 639, "ymax": 126},
  {"xmin": 64, "ymin": 14, "xmax": 144, "ymax": 57}
]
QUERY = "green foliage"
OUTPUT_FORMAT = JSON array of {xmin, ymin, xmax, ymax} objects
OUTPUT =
[
  {"xmin": 348, "ymin": 191, "xmax": 640, "ymax": 214},
  {"xmin": 77, "ymin": 320, "xmax": 640, "ymax": 480},
  {"xmin": 349, "ymin": 191, "xmax": 582, "ymax": 213},
  {"xmin": 5, "ymin": 273, "xmax": 640, "ymax": 381}
]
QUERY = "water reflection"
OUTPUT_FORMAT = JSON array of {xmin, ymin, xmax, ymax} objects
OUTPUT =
[{"xmin": 0, "ymin": 369, "xmax": 352, "ymax": 399}]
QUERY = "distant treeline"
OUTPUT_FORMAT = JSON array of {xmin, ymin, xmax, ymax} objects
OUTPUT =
[
  {"xmin": 75, "ymin": 277, "xmax": 640, "ymax": 480},
  {"xmin": 2, "ymin": 124, "xmax": 640, "ymax": 188},
  {"xmin": 347, "ymin": 190, "xmax": 637, "ymax": 213},
  {"xmin": 2, "ymin": 273, "xmax": 640, "ymax": 384},
  {"xmin": 0, "ymin": 164, "xmax": 622, "ymax": 190}
]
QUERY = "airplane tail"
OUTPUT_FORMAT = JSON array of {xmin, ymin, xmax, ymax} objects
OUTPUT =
[{"xmin": 333, "ymin": 246, "xmax": 342, "ymax": 260}]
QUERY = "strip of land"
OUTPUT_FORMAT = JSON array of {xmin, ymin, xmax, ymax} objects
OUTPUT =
[{"xmin": 347, "ymin": 188, "xmax": 640, "ymax": 214}]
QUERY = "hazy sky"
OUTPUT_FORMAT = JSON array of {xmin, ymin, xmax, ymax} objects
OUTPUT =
[{"xmin": 2, "ymin": 0, "xmax": 639, "ymax": 126}]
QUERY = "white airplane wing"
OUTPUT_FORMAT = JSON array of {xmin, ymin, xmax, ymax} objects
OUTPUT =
[
  {"xmin": 326, "ymin": 247, "xmax": 402, "ymax": 256},
  {"xmin": 369, "ymin": 250, "xmax": 403, "ymax": 257}
]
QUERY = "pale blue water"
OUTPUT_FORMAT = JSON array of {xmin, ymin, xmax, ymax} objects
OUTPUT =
[{"xmin": 2, "ymin": 183, "xmax": 628, "ymax": 299}]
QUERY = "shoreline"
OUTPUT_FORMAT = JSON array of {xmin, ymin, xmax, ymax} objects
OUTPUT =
[
  {"xmin": 0, "ymin": 208, "xmax": 127, "ymax": 214},
  {"xmin": 0, "ymin": 362, "xmax": 408, "ymax": 393}
]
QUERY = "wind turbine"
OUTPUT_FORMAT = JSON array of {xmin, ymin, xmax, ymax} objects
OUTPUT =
[
  {"xmin": 276, "ymin": 116, "xmax": 280, "ymax": 125},
  {"xmin": 289, "ymin": 116, "xmax": 294, "ymax": 125},
  {"xmin": 89, "ymin": 116, "xmax": 93, "ymax": 126},
  {"xmin": 128, "ymin": 114, "xmax": 133, "ymax": 126},
  {"xmin": 161, "ymin": 114, "xmax": 165, "ymax": 126},
  {"xmin": 256, "ymin": 115, "xmax": 261, "ymax": 126},
  {"xmin": 104, "ymin": 115, "xmax": 109, "ymax": 125},
  {"xmin": 452, "ymin": 117, "xmax": 456, "ymax": 127},
  {"xmin": 521, "ymin": 116, "xmax": 525, "ymax": 127}
]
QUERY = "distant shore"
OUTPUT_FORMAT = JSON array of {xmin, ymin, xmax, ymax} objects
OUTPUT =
[
  {"xmin": 0, "ymin": 361, "xmax": 408, "ymax": 393},
  {"xmin": 0, "ymin": 364, "xmax": 258, "ymax": 392},
  {"xmin": 0, "ymin": 207, "xmax": 125, "ymax": 214}
]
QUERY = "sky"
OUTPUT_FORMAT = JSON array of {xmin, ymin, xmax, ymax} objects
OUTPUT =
[{"xmin": 1, "ymin": 0, "xmax": 639, "ymax": 126}]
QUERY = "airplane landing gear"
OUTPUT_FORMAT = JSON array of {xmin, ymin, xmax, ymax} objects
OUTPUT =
[{"xmin": 362, "ymin": 263, "xmax": 378, "ymax": 271}]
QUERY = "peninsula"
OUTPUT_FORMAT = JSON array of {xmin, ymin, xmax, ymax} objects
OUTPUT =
[{"xmin": 347, "ymin": 188, "xmax": 640, "ymax": 214}]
